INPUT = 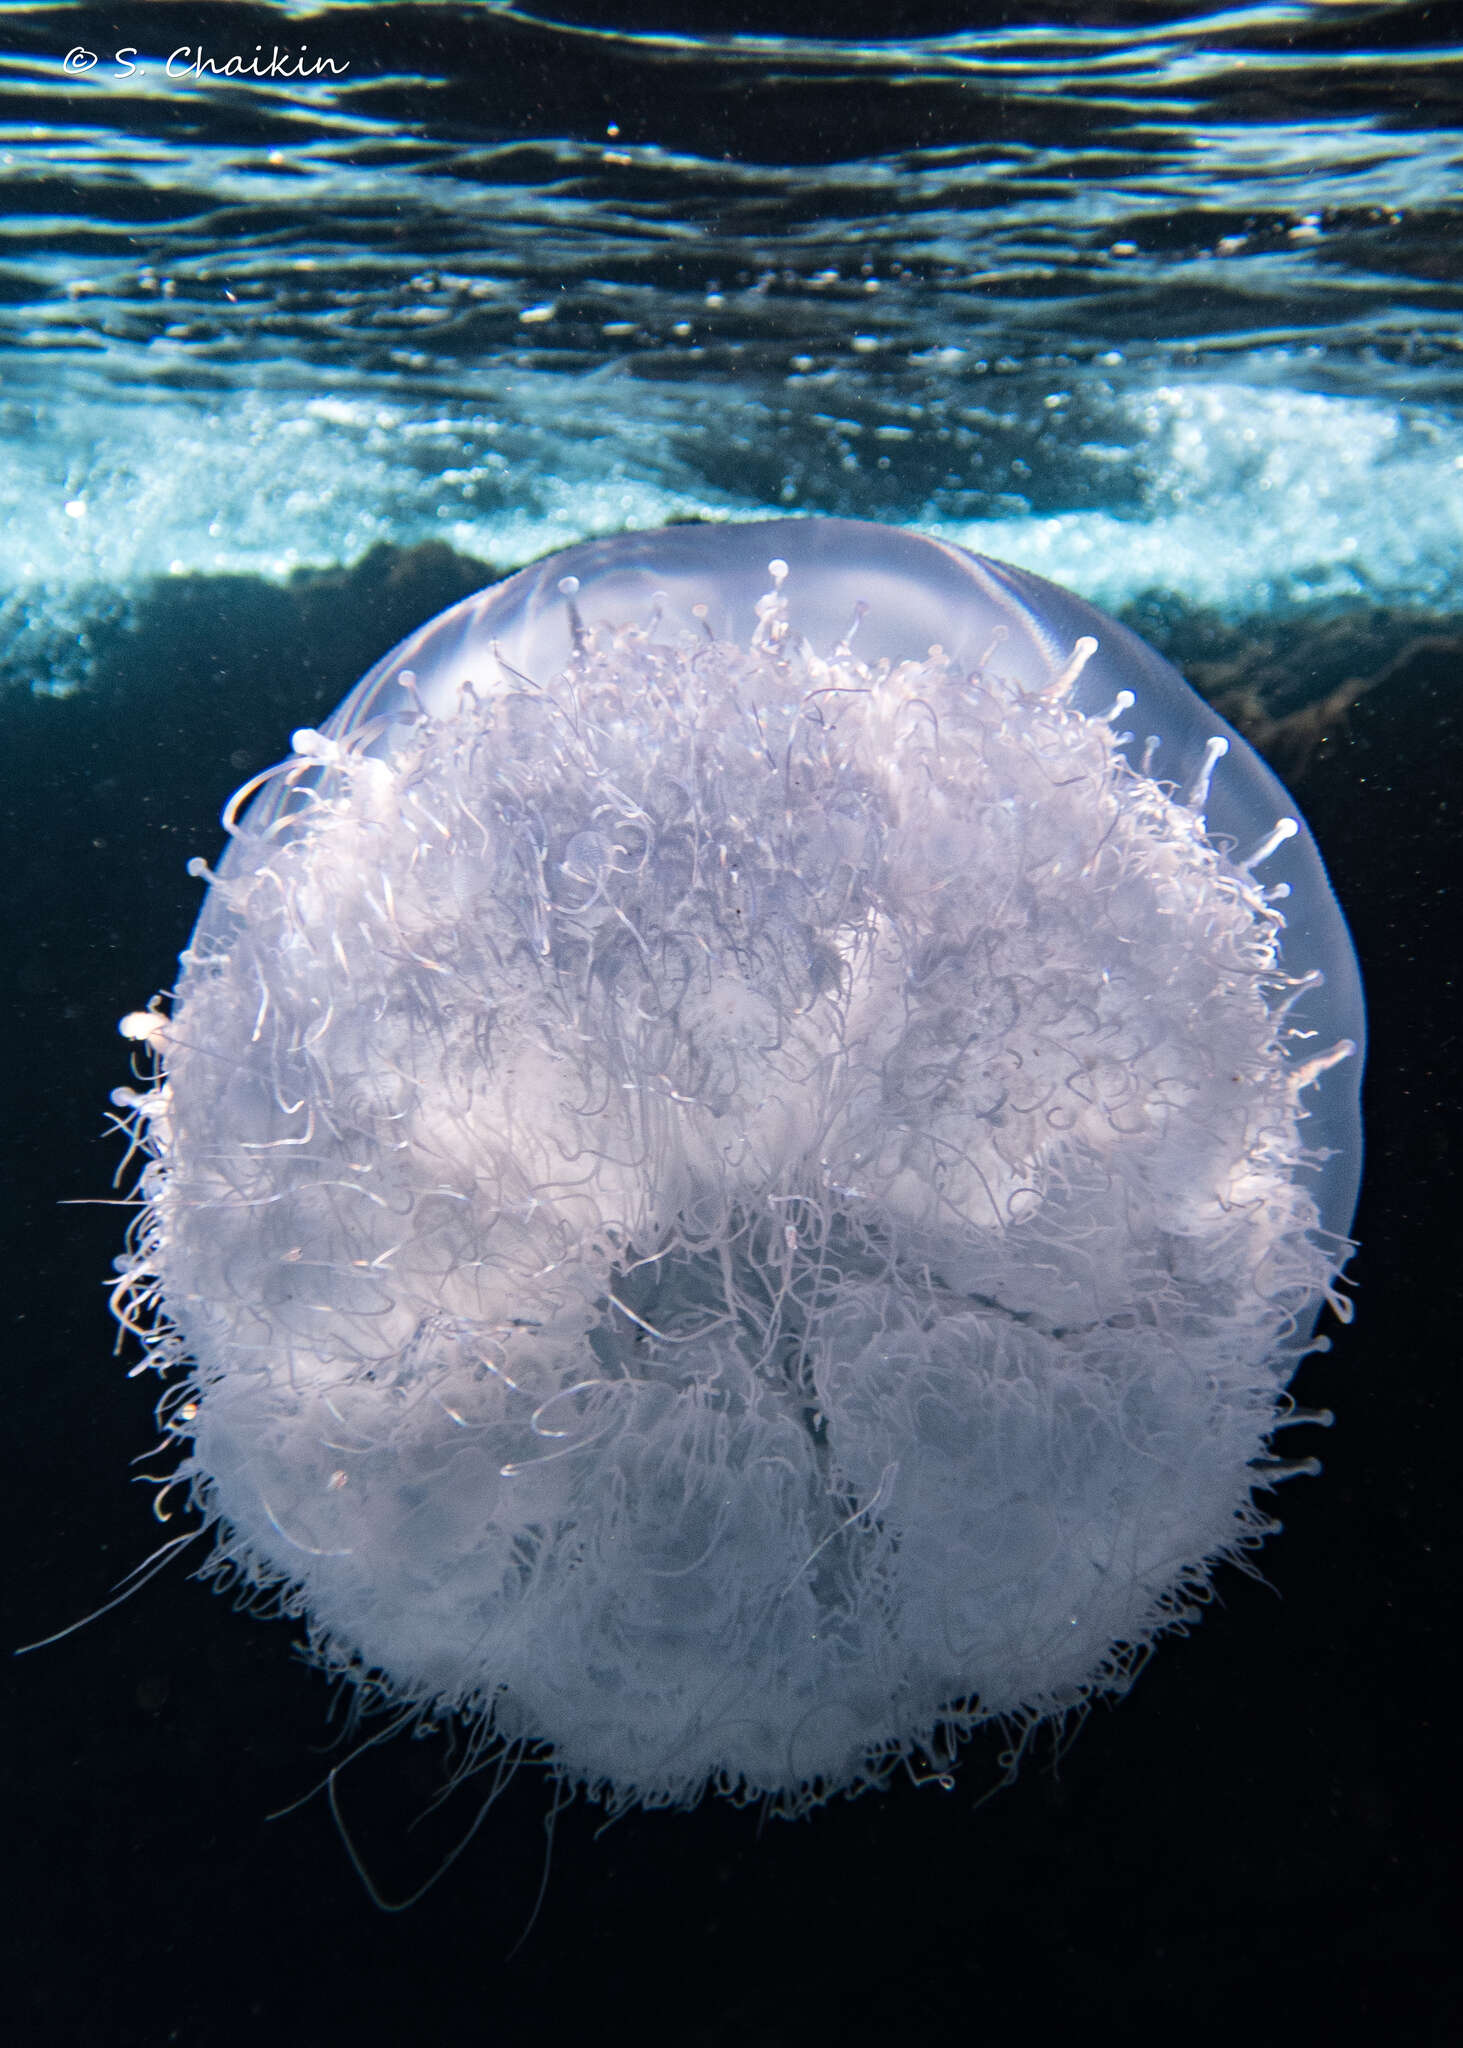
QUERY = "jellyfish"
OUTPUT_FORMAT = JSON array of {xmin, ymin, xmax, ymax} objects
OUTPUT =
[{"xmin": 111, "ymin": 518, "xmax": 1363, "ymax": 1816}]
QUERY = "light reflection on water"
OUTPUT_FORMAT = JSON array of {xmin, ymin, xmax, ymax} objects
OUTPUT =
[{"xmin": 0, "ymin": 0, "xmax": 1459, "ymax": 655}]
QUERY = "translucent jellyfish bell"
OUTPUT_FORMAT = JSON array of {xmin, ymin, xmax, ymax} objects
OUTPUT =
[
  {"xmin": 213, "ymin": 519, "xmax": 1363, "ymax": 1246},
  {"xmin": 120, "ymin": 517, "xmax": 1364, "ymax": 1816}
]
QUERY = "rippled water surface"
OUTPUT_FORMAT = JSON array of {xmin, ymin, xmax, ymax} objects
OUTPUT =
[{"xmin": 1, "ymin": 0, "xmax": 1459, "ymax": 691}]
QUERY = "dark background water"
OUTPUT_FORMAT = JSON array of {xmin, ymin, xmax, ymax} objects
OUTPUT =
[{"xmin": 2, "ymin": 2, "xmax": 1458, "ymax": 2043}]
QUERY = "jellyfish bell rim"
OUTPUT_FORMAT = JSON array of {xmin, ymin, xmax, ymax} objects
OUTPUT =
[{"xmin": 202, "ymin": 514, "xmax": 1364, "ymax": 1249}]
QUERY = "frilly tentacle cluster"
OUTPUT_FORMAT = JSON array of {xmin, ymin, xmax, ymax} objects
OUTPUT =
[{"xmin": 110, "ymin": 576, "xmax": 1348, "ymax": 1812}]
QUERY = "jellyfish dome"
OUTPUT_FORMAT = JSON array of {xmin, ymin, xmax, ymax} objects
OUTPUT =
[{"xmin": 114, "ymin": 518, "xmax": 1363, "ymax": 1813}]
